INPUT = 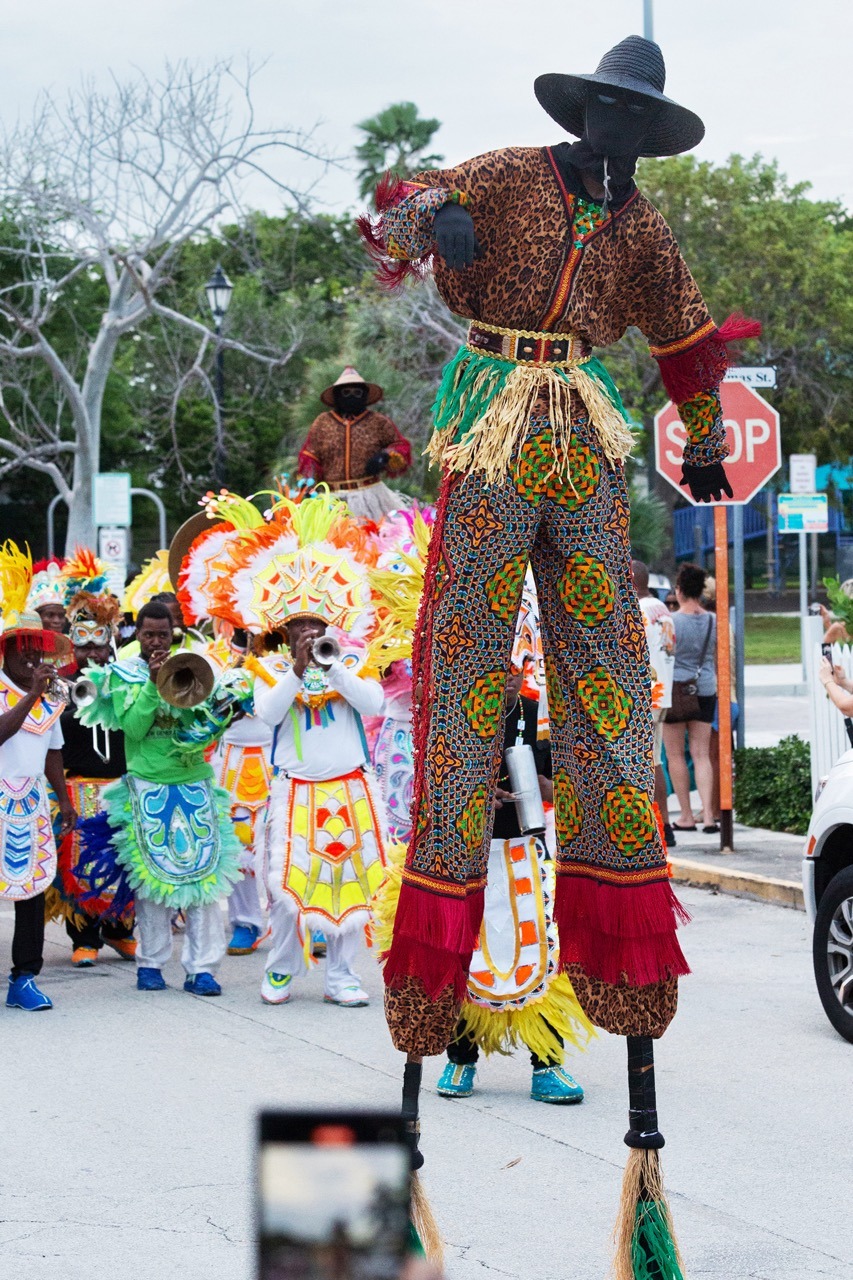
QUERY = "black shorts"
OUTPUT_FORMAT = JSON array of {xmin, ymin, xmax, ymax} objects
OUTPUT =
[{"xmin": 667, "ymin": 694, "xmax": 716, "ymax": 725}]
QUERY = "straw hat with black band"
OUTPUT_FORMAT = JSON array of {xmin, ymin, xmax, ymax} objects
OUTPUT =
[{"xmin": 320, "ymin": 366, "xmax": 384, "ymax": 408}]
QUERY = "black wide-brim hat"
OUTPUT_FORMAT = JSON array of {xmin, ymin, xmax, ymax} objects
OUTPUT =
[{"xmin": 534, "ymin": 35, "xmax": 705, "ymax": 158}]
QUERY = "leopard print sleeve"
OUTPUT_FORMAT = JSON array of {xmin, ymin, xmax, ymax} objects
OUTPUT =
[
  {"xmin": 628, "ymin": 202, "xmax": 730, "ymax": 467},
  {"xmin": 358, "ymin": 149, "xmax": 514, "ymax": 289}
]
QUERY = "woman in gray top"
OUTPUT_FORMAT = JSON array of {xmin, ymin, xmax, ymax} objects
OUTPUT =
[{"xmin": 662, "ymin": 563, "xmax": 718, "ymax": 834}]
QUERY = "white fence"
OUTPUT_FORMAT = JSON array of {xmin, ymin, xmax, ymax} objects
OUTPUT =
[{"xmin": 806, "ymin": 615, "xmax": 853, "ymax": 791}]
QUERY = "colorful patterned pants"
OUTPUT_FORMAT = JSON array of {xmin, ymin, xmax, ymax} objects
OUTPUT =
[{"xmin": 388, "ymin": 414, "xmax": 684, "ymax": 1010}]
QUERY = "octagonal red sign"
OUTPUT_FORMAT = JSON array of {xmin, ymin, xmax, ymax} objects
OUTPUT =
[{"xmin": 654, "ymin": 380, "xmax": 781, "ymax": 506}]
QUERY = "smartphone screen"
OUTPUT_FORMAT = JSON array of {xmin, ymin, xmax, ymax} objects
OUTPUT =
[{"xmin": 257, "ymin": 1111, "xmax": 411, "ymax": 1280}]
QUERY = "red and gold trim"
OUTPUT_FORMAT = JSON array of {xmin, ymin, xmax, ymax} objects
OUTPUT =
[
  {"xmin": 401, "ymin": 868, "xmax": 488, "ymax": 897},
  {"xmin": 648, "ymin": 317, "xmax": 717, "ymax": 360},
  {"xmin": 541, "ymin": 148, "xmax": 640, "ymax": 332},
  {"xmin": 556, "ymin": 860, "xmax": 672, "ymax": 887}
]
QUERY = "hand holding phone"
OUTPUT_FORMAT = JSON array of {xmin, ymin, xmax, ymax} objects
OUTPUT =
[{"xmin": 258, "ymin": 1110, "xmax": 412, "ymax": 1280}]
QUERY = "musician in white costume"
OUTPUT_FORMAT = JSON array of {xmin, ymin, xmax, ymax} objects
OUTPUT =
[{"xmin": 255, "ymin": 619, "xmax": 386, "ymax": 1007}]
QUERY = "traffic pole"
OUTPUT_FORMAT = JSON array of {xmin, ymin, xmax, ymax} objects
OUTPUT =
[
  {"xmin": 714, "ymin": 506, "xmax": 734, "ymax": 851},
  {"xmin": 732, "ymin": 503, "xmax": 746, "ymax": 751}
]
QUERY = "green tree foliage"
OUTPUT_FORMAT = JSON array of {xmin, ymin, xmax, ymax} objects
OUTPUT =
[
  {"xmin": 611, "ymin": 154, "xmax": 853, "ymax": 462},
  {"xmin": 629, "ymin": 487, "xmax": 670, "ymax": 563},
  {"xmin": 355, "ymin": 102, "xmax": 443, "ymax": 203}
]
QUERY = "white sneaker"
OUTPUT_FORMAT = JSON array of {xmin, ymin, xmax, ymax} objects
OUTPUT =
[
  {"xmin": 261, "ymin": 971, "xmax": 293, "ymax": 1005},
  {"xmin": 324, "ymin": 984, "xmax": 370, "ymax": 1007}
]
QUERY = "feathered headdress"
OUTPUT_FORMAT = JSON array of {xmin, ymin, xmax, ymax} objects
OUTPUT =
[
  {"xmin": 67, "ymin": 590, "xmax": 122, "ymax": 634},
  {"xmin": 62, "ymin": 547, "xmax": 110, "ymax": 603},
  {"xmin": 0, "ymin": 541, "xmax": 70, "ymax": 655},
  {"xmin": 122, "ymin": 550, "xmax": 172, "ymax": 616},
  {"xmin": 206, "ymin": 487, "xmax": 379, "ymax": 637},
  {"xmin": 27, "ymin": 557, "xmax": 67, "ymax": 612},
  {"xmin": 176, "ymin": 491, "xmax": 266, "ymax": 626}
]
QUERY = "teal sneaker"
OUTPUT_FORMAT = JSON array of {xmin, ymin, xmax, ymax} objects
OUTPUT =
[
  {"xmin": 261, "ymin": 971, "xmax": 293, "ymax": 1005},
  {"xmin": 436, "ymin": 1062, "xmax": 477, "ymax": 1098},
  {"xmin": 531, "ymin": 1066, "xmax": 584, "ymax": 1104}
]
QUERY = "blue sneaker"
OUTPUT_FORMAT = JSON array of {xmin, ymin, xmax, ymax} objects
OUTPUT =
[
  {"xmin": 6, "ymin": 973, "xmax": 52, "ymax": 1011},
  {"xmin": 227, "ymin": 923, "xmax": 263, "ymax": 955},
  {"xmin": 137, "ymin": 967, "xmax": 166, "ymax": 991},
  {"xmin": 531, "ymin": 1066, "xmax": 584, "ymax": 1104},
  {"xmin": 184, "ymin": 972, "xmax": 221, "ymax": 996},
  {"xmin": 436, "ymin": 1062, "xmax": 477, "ymax": 1097}
]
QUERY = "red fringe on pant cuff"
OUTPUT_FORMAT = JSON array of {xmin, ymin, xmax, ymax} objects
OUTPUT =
[
  {"xmin": 555, "ymin": 875, "xmax": 691, "ymax": 987},
  {"xmin": 383, "ymin": 881, "xmax": 483, "ymax": 1001}
]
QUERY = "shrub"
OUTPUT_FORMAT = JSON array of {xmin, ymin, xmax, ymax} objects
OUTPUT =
[{"xmin": 733, "ymin": 734, "xmax": 812, "ymax": 835}]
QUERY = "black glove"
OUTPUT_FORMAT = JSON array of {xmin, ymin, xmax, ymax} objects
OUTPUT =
[
  {"xmin": 680, "ymin": 461, "xmax": 733, "ymax": 504},
  {"xmin": 364, "ymin": 449, "xmax": 389, "ymax": 477},
  {"xmin": 433, "ymin": 202, "xmax": 481, "ymax": 271}
]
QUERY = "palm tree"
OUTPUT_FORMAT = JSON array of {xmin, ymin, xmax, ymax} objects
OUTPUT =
[{"xmin": 355, "ymin": 102, "xmax": 443, "ymax": 204}]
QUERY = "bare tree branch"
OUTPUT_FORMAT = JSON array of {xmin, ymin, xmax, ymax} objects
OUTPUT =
[{"xmin": 0, "ymin": 58, "xmax": 327, "ymax": 549}]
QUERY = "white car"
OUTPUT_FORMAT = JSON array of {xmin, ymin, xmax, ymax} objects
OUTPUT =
[{"xmin": 803, "ymin": 748, "xmax": 853, "ymax": 1042}]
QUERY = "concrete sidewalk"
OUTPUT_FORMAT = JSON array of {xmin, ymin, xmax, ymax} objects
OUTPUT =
[
  {"xmin": 668, "ymin": 821, "xmax": 805, "ymax": 910},
  {"xmin": 744, "ymin": 662, "xmax": 806, "ymax": 698}
]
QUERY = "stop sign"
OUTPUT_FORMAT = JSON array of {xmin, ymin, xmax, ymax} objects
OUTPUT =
[{"xmin": 654, "ymin": 380, "xmax": 781, "ymax": 505}]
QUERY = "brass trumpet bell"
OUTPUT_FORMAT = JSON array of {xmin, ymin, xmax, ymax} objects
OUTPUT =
[{"xmin": 155, "ymin": 652, "xmax": 217, "ymax": 708}]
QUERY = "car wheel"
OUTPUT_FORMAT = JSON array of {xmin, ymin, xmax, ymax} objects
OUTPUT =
[{"xmin": 813, "ymin": 864, "xmax": 853, "ymax": 1044}]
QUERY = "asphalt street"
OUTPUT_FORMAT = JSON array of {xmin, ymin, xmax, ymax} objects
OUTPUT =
[{"xmin": 0, "ymin": 888, "xmax": 849, "ymax": 1280}]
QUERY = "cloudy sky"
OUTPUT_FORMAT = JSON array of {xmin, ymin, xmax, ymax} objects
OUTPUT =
[{"xmin": 5, "ymin": 0, "xmax": 852, "ymax": 215}]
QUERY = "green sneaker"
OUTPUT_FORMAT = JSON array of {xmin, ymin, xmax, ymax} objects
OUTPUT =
[
  {"xmin": 436, "ymin": 1062, "xmax": 477, "ymax": 1097},
  {"xmin": 531, "ymin": 1066, "xmax": 584, "ymax": 1104}
]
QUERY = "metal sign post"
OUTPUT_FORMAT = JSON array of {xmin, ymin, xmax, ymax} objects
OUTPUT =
[
  {"xmin": 778, "ymin": 486, "xmax": 828, "ymax": 682},
  {"xmin": 714, "ymin": 507, "xmax": 734, "ymax": 851}
]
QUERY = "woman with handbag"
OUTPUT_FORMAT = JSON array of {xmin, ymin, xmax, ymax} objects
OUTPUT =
[{"xmin": 663, "ymin": 563, "xmax": 718, "ymax": 834}]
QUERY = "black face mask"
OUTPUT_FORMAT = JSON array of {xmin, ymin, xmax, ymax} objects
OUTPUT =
[
  {"xmin": 333, "ymin": 384, "xmax": 369, "ymax": 417},
  {"xmin": 566, "ymin": 88, "xmax": 661, "ymax": 205}
]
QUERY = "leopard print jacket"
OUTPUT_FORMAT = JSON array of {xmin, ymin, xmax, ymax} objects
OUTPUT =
[{"xmin": 375, "ymin": 147, "xmax": 728, "ymax": 467}]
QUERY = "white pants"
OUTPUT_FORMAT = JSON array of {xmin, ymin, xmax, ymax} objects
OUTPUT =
[
  {"xmin": 227, "ymin": 872, "xmax": 265, "ymax": 931},
  {"xmin": 266, "ymin": 898, "xmax": 362, "ymax": 997},
  {"xmin": 135, "ymin": 898, "xmax": 226, "ymax": 976}
]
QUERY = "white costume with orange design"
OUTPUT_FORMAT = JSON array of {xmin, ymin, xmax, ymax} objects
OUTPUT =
[
  {"xmin": 212, "ymin": 713, "xmax": 273, "ymax": 933},
  {"xmin": 255, "ymin": 653, "xmax": 386, "ymax": 998},
  {"xmin": 0, "ymin": 675, "xmax": 63, "ymax": 901}
]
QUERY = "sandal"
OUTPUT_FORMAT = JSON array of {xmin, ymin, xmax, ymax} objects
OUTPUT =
[
  {"xmin": 702, "ymin": 823, "xmax": 720, "ymax": 834},
  {"xmin": 672, "ymin": 822, "xmax": 697, "ymax": 832}
]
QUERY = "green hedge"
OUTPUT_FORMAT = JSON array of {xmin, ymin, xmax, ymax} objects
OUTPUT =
[{"xmin": 733, "ymin": 734, "xmax": 812, "ymax": 835}]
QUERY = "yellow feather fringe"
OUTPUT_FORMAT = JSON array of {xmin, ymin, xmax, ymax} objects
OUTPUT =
[
  {"xmin": 44, "ymin": 884, "xmax": 88, "ymax": 933},
  {"xmin": 456, "ymin": 971, "xmax": 594, "ymax": 1064},
  {"xmin": 427, "ymin": 361, "xmax": 635, "ymax": 483},
  {"xmin": 0, "ymin": 540, "xmax": 34, "ymax": 620},
  {"xmin": 371, "ymin": 844, "xmax": 595, "ymax": 1063}
]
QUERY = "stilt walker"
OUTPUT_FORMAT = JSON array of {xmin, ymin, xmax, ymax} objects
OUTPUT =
[{"xmin": 360, "ymin": 34, "xmax": 759, "ymax": 1274}]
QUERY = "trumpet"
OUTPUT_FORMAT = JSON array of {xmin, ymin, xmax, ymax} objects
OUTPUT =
[
  {"xmin": 71, "ymin": 676, "xmax": 98, "ymax": 709},
  {"xmin": 311, "ymin": 634, "xmax": 341, "ymax": 668},
  {"xmin": 155, "ymin": 651, "xmax": 218, "ymax": 708},
  {"xmin": 45, "ymin": 673, "xmax": 71, "ymax": 704}
]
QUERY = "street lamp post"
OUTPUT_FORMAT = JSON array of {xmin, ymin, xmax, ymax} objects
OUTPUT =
[{"xmin": 204, "ymin": 264, "xmax": 234, "ymax": 489}]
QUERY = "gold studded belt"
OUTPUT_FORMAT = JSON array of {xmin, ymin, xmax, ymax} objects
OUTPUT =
[{"xmin": 467, "ymin": 320, "xmax": 592, "ymax": 368}]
